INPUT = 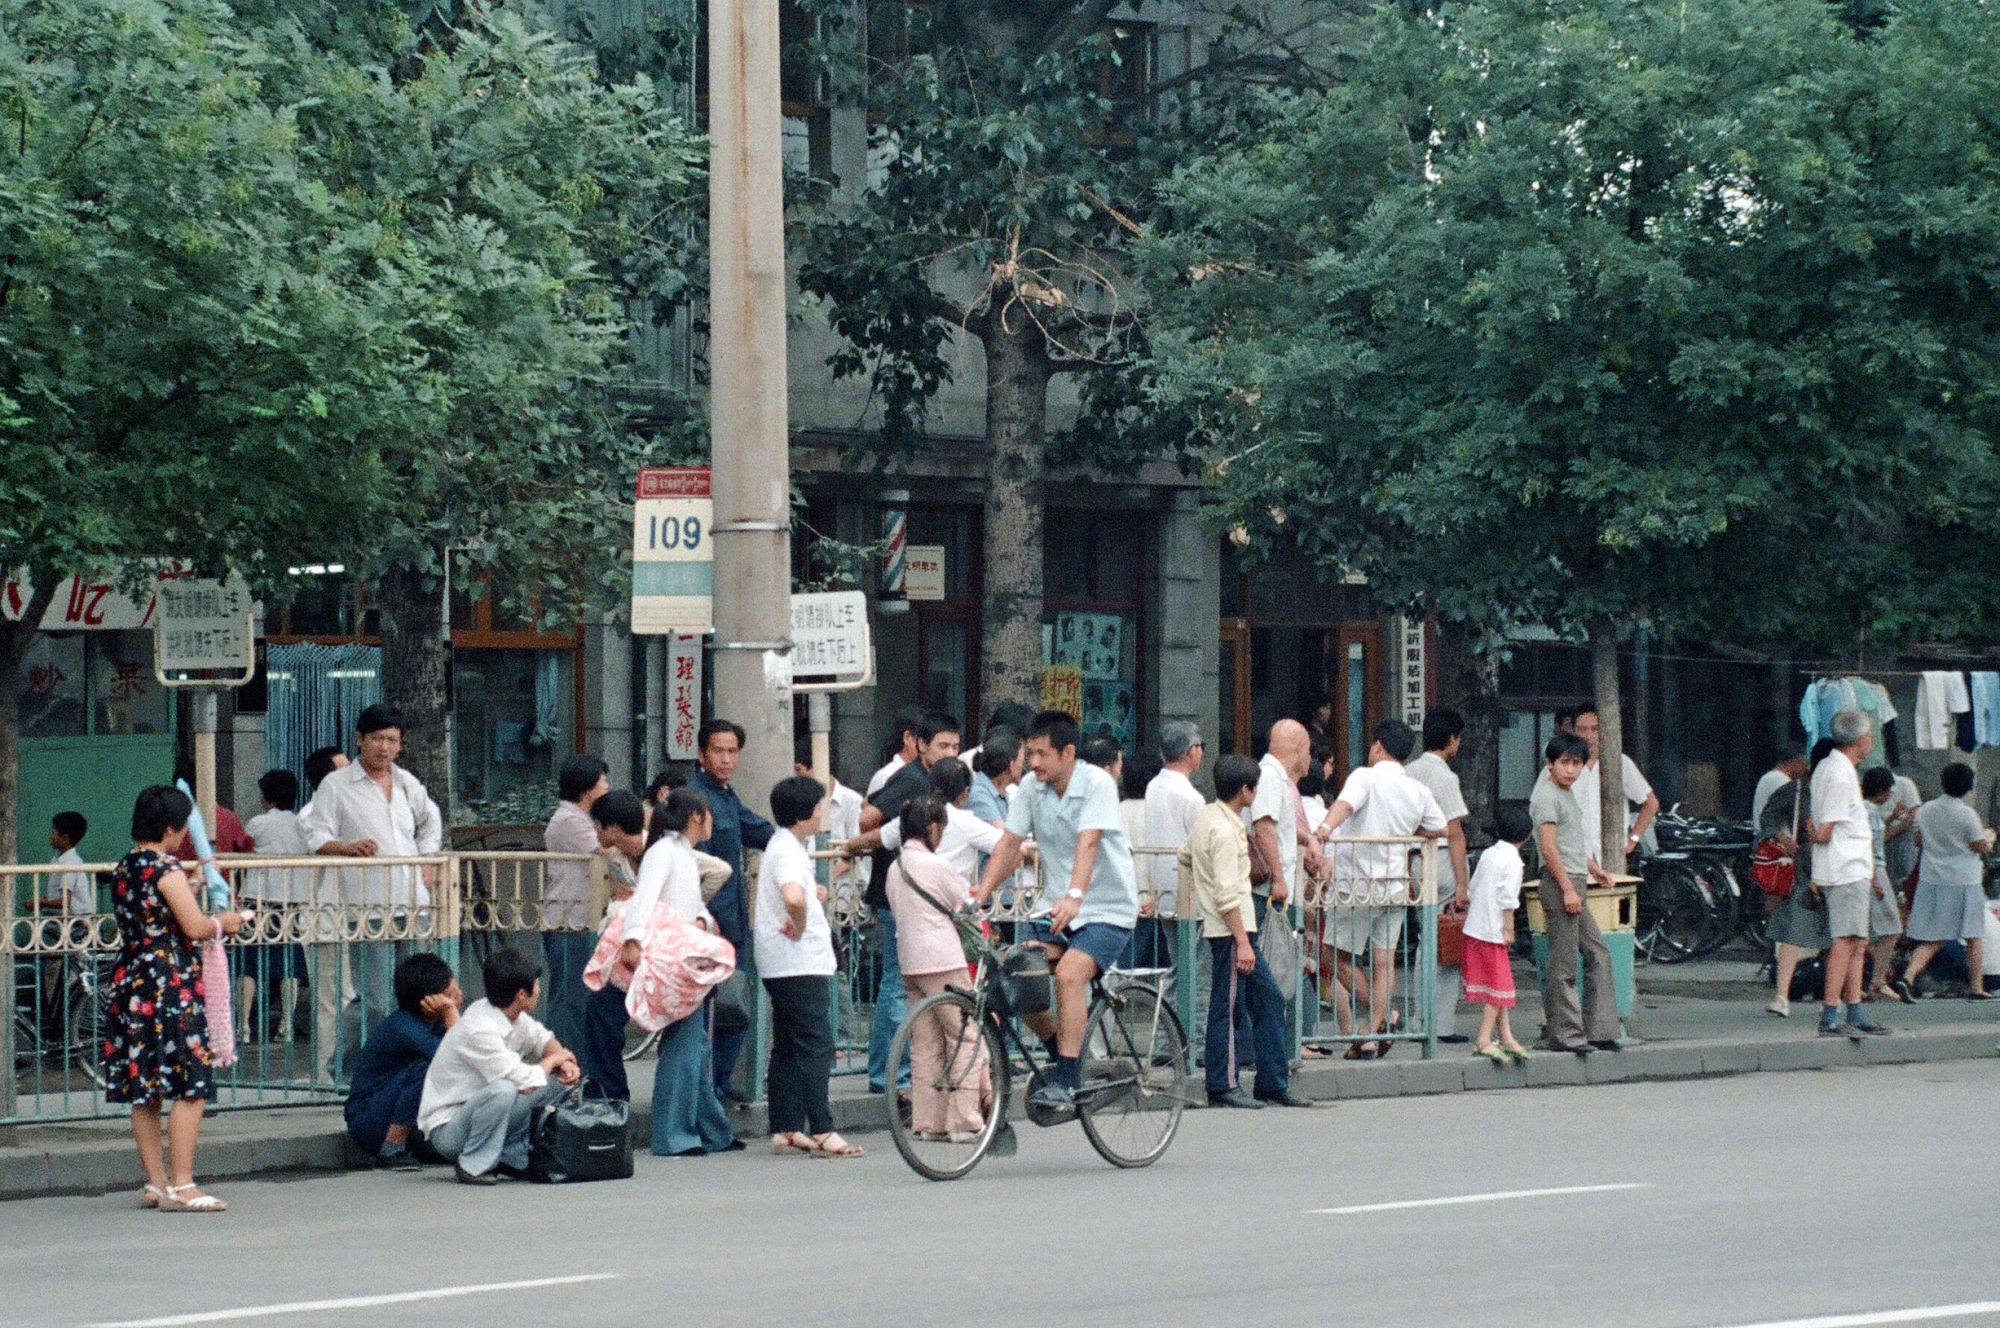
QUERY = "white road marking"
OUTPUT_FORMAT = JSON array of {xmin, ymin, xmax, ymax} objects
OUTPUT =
[
  {"xmin": 83, "ymin": 1274, "xmax": 621, "ymax": 1327},
  {"xmin": 1310, "ymin": 1182, "xmax": 1650, "ymax": 1215},
  {"xmin": 1698, "ymin": 1304, "xmax": 2000, "ymax": 1328}
]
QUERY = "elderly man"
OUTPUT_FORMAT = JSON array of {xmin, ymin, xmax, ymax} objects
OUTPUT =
[
  {"xmin": 300, "ymin": 704, "xmax": 445, "ymax": 1078},
  {"xmin": 1143, "ymin": 721, "xmax": 1206, "ymax": 934},
  {"xmin": 541, "ymin": 753, "xmax": 610, "ymax": 1052},
  {"xmin": 1808, "ymin": 709, "xmax": 1888, "ymax": 1039},
  {"xmin": 1245, "ymin": 719, "xmax": 1324, "ymax": 913}
]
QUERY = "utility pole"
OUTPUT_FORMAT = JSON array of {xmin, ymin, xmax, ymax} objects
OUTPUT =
[{"xmin": 708, "ymin": 0, "xmax": 793, "ymax": 815}]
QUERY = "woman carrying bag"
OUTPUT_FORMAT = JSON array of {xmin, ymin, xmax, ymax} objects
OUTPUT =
[
  {"xmin": 1763, "ymin": 739, "xmax": 1836, "ymax": 1017},
  {"xmin": 886, "ymin": 796, "xmax": 992, "ymax": 1141},
  {"xmin": 105, "ymin": 786, "xmax": 247, "ymax": 1212}
]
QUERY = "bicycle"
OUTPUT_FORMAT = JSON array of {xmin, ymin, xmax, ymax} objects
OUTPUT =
[{"xmin": 886, "ymin": 914, "xmax": 1191, "ymax": 1182}]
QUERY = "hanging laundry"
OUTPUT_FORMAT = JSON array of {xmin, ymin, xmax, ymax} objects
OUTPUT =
[
  {"xmin": 1798, "ymin": 676, "xmax": 1859, "ymax": 745},
  {"xmin": 1915, "ymin": 670, "xmax": 1971, "ymax": 749},
  {"xmin": 1971, "ymin": 673, "xmax": 2000, "ymax": 748}
]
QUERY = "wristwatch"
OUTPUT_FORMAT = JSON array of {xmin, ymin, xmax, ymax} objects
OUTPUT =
[{"xmin": 1066, "ymin": 888, "xmax": 1084, "ymax": 901}]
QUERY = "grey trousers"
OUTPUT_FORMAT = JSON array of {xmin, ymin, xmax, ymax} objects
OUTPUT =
[
  {"xmin": 428, "ymin": 1080, "xmax": 566, "ymax": 1177},
  {"xmin": 1537, "ymin": 877, "xmax": 1618, "ymax": 1045}
]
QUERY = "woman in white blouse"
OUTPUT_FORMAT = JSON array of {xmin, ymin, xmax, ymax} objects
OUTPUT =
[{"xmin": 583, "ymin": 788, "xmax": 741, "ymax": 1155}]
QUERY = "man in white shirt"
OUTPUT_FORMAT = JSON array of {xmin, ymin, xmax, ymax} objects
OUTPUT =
[
  {"xmin": 300, "ymin": 704, "xmax": 446, "ymax": 1075},
  {"xmin": 242, "ymin": 770, "xmax": 311, "ymax": 1044},
  {"xmin": 1313, "ymin": 719, "xmax": 1448, "ymax": 1053},
  {"xmin": 865, "ymin": 706, "xmax": 927, "ymax": 797},
  {"xmin": 1571, "ymin": 705, "xmax": 1660, "ymax": 868},
  {"xmin": 1752, "ymin": 752, "xmax": 1807, "ymax": 831},
  {"xmin": 1806, "ymin": 710, "xmax": 1887, "ymax": 1039},
  {"xmin": 1143, "ymin": 722, "xmax": 1206, "ymax": 925},
  {"xmin": 418, "ymin": 947, "xmax": 579, "ymax": 1184},
  {"xmin": 541, "ymin": 754, "xmax": 610, "ymax": 1054},
  {"xmin": 1245, "ymin": 718, "xmax": 1323, "ymax": 909}
]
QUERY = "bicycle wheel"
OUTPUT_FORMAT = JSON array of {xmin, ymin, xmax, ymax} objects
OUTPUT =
[
  {"xmin": 1077, "ymin": 982, "xmax": 1188, "ymax": 1169},
  {"xmin": 887, "ymin": 991, "xmax": 1009, "ymax": 1182},
  {"xmin": 622, "ymin": 1025, "xmax": 660, "ymax": 1062},
  {"xmin": 1645, "ymin": 861, "xmax": 1713, "ymax": 964}
]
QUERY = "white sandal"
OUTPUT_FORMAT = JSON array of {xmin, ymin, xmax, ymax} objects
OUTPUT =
[
  {"xmin": 160, "ymin": 1183, "xmax": 227, "ymax": 1213},
  {"xmin": 140, "ymin": 1183, "xmax": 165, "ymax": 1209}
]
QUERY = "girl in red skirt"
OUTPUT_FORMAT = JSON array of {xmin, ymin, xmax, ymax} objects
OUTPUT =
[{"xmin": 1464, "ymin": 806, "xmax": 1533, "ymax": 1065}]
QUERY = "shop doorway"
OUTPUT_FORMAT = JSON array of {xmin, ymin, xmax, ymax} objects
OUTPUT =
[{"xmin": 1221, "ymin": 620, "xmax": 1384, "ymax": 763}]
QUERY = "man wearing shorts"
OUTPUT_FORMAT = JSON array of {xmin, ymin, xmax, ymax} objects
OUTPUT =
[
  {"xmin": 977, "ymin": 709, "xmax": 1137, "ymax": 1113},
  {"xmin": 1312, "ymin": 720, "xmax": 1447, "ymax": 1054},
  {"xmin": 1807, "ymin": 708, "xmax": 1888, "ymax": 1039}
]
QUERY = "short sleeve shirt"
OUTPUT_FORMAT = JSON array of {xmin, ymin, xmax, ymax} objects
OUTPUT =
[
  {"xmin": 1006, "ymin": 762, "xmax": 1137, "ymax": 929},
  {"xmin": 1573, "ymin": 755, "xmax": 1653, "ymax": 867},
  {"xmin": 753, "ymin": 828, "xmax": 835, "ymax": 978},
  {"xmin": 1242, "ymin": 754, "xmax": 1299, "ymax": 894},
  {"xmin": 1326, "ymin": 761, "xmax": 1447, "ymax": 888},
  {"xmin": 1463, "ymin": 841, "xmax": 1524, "ymax": 944},
  {"xmin": 867, "ymin": 761, "xmax": 932, "ymax": 908},
  {"xmin": 1916, "ymin": 796, "xmax": 1987, "ymax": 889},
  {"xmin": 1404, "ymin": 753, "xmax": 1470, "ymax": 823},
  {"xmin": 1809, "ymin": 749, "xmax": 1872, "ymax": 886},
  {"xmin": 1530, "ymin": 778, "xmax": 1587, "ymax": 880}
]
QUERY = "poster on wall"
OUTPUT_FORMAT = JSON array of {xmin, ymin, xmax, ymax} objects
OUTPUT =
[
  {"xmin": 1054, "ymin": 612, "xmax": 1122, "ymax": 681},
  {"xmin": 1039, "ymin": 664, "xmax": 1083, "ymax": 719},
  {"xmin": 1082, "ymin": 681, "xmax": 1136, "ymax": 749}
]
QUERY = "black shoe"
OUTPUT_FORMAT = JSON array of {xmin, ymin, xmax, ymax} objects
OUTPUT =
[
  {"xmin": 1206, "ymin": 1089, "xmax": 1264, "ymax": 1110},
  {"xmin": 1588, "ymin": 1039, "xmax": 1623, "ymax": 1053},
  {"xmin": 453, "ymin": 1162, "xmax": 498, "ymax": 1186},
  {"xmin": 1254, "ymin": 1089, "xmax": 1318, "ymax": 1109},
  {"xmin": 1968, "ymin": 990, "xmax": 1997, "ymax": 1001},
  {"xmin": 378, "ymin": 1146, "xmax": 423, "ymax": 1173},
  {"xmin": 1890, "ymin": 977, "xmax": 1917, "ymax": 1002},
  {"xmin": 1550, "ymin": 1041, "xmax": 1593, "ymax": 1056},
  {"xmin": 1028, "ymin": 1081, "xmax": 1076, "ymax": 1114},
  {"xmin": 989, "ymin": 1123, "xmax": 1019, "ymax": 1157}
]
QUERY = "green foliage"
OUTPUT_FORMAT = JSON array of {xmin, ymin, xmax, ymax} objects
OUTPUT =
[
  {"xmin": 0, "ymin": 0, "xmax": 405, "ymax": 599},
  {"xmin": 1145, "ymin": 0, "xmax": 2000, "ymax": 655}
]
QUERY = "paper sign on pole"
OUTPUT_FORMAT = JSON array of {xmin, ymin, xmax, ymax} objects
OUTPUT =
[
  {"xmin": 667, "ymin": 633, "xmax": 703, "ymax": 760},
  {"xmin": 632, "ymin": 467, "xmax": 714, "ymax": 635},
  {"xmin": 154, "ymin": 575, "xmax": 255, "ymax": 684},
  {"xmin": 790, "ymin": 590, "xmax": 873, "ymax": 692}
]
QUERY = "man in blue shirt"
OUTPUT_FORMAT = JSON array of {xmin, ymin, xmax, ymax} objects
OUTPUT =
[
  {"xmin": 345, "ymin": 952, "xmax": 460, "ymax": 1169},
  {"xmin": 976, "ymin": 710, "xmax": 1137, "ymax": 1113},
  {"xmin": 689, "ymin": 718, "xmax": 773, "ymax": 1103}
]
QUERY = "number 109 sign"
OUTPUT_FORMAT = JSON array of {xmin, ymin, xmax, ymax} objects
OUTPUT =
[{"xmin": 632, "ymin": 467, "xmax": 713, "ymax": 635}]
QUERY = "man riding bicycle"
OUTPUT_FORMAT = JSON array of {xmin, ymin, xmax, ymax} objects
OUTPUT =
[{"xmin": 975, "ymin": 710, "xmax": 1138, "ymax": 1114}]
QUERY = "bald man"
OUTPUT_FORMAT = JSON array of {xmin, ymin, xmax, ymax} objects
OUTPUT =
[{"xmin": 1244, "ymin": 719, "xmax": 1325, "ymax": 912}]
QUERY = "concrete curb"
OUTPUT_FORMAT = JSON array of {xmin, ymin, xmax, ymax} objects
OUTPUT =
[{"xmin": 4, "ymin": 1028, "xmax": 1994, "ymax": 1201}]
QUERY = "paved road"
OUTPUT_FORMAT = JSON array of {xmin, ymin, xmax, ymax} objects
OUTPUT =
[{"xmin": 9, "ymin": 1059, "xmax": 2000, "ymax": 1328}]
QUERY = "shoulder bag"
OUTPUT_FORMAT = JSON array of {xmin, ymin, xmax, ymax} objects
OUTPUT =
[
  {"xmin": 527, "ymin": 1078, "xmax": 633, "ymax": 1184},
  {"xmin": 1749, "ymin": 781, "xmax": 1801, "ymax": 901}
]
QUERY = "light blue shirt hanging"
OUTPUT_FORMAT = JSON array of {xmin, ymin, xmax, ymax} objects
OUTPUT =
[{"xmin": 1971, "ymin": 673, "xmax": 2000, "ymax": 748}]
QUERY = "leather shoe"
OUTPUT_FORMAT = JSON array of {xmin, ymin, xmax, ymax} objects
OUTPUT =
[
  {"xmin": 1206, "ymin": 1089, "xmax": 1264, "ymax": 1109},
  {"xmin": 453, "ymin": 1162, "xmax": 498, "ymax": 1186},
  {"xmin": 1254, "ymin": 1089, "xmax": 1318, "ymax": 1108}
]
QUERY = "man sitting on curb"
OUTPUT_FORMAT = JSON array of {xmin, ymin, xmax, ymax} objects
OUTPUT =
[
  {"xmin": 345, "ymin": 952, "xmax": 461, "ymax": 1170},
  {"xmin": 417, "ymin": 947, "xmax": 580, "ymax": 1185}
]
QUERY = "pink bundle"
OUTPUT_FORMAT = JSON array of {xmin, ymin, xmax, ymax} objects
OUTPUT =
[
  {"xmin": 583, "ymin": 904, "xmax": 736, "ymax": 1032},
  {"xmin": 199, "ymin": 938, "xmax": 237, "ymax": 1069}
]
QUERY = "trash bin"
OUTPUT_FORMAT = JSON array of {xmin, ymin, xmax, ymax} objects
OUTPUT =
[{"xmin": 1522, "ymin": 878, "xmax": 1637, "ymax": 1027}]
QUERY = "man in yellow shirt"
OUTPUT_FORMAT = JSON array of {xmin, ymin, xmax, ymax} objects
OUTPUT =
[{"xmin": 1181, "ymin": 754, "xmax": 1314, "ymax": 1110}]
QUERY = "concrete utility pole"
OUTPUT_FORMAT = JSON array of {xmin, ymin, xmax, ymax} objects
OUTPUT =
[{"xmin": 708, "ymin": 0, "xmax": 794, "ymax": 813}]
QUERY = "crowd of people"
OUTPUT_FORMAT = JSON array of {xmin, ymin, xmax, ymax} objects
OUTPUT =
[{"xmin": 77, "ymin": 686, "xmax": 1999, "ymax": 1208}]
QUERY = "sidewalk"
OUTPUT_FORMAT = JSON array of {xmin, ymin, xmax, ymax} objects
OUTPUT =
[{"xmin": 5, "ymin": 963, "xmax": 1994, "ymax": 1201}]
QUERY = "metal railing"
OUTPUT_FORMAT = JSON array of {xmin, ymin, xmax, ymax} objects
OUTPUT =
[{"xmin": 4, "ymin": 836, "xmax": 1440, "ymax": 1124}]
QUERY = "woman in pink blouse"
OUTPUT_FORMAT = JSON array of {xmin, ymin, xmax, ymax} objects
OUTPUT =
[{"xmin": 885, "ymin": 797, "xmax": 990, "ymax": 1139}]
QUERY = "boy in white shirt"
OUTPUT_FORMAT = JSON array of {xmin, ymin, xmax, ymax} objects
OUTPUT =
[
  {"xmin": 418, "ymin": 947, "xmax": 579, "ymax": 1184},
  {"xmin": 1463, "ymin": 805, "xmax": 1533, "ymax": 1064}
]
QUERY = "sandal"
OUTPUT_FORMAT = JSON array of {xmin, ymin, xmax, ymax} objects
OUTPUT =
[
  {"xmin": 140, "ymin": 1183, "xmax": 165, "ymax": 1210},
  {"xmin": 1502, "ymin": 1042, "xmax": 1532, "ymax": 1064},
  {"xmin": 1473, "ymin": 1042, "xmax": 1508, "ymax": 1065},
  {"xmin": 160, "ymin": 1184, "xmax": 227, "ymax": 1213},
  {"xmin": 807, "ymin": 1132, "xmax": 864, "ymax": 1159},
  {"xmin": 1299, "ymin": 1045, "xmax": 1334, "ymax": 1060},
  {"xmin": 771, "ymin": 1132, "xmax": 816, "ymax": 1156},
  {"xmin": 1343, "ymin": 1042, "xmax": 1378, "ymax": 1060},
  {"xmin": 1376, "ymin": 1011, "xmax": 1402, "ymax": 1058}
]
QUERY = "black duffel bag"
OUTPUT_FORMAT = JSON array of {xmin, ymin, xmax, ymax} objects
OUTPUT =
[{"xmin": 528, "ymin": 1080, "xmax": 633, "ymax": 1183}]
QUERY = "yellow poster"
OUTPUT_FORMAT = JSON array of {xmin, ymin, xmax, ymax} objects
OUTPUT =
[{"xmin": 1039, "ymin": 664, "xmax": 1083, "ymax": 719}]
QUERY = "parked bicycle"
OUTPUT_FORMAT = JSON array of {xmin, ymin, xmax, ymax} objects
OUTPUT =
[
  {"xmin": 1635, "ymin": 808, "xmax": 1759, "ymax": 963},
  {"xmin": 886, "ymin": 910, "xmax": 1191, "ymax": 1182}
]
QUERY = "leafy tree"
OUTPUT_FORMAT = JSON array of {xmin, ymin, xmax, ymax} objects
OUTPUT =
[
  {"xmin": 0, "ymin": 0, "xmax": 407, "ymax": 860},
  {"xmin": 1145, "ymin": 0, "xmax": 2000, "ymax": 865},
  {"xmin": 255, "ymin": 1, "xmax": 704, "ymax": 806},
  {"xmin": 797, "ymin": 1, "xmax": 1340, "ymax": 712}
]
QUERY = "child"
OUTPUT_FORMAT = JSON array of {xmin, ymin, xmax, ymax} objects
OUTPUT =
[
  {"xmin": 242, "ymin": 770, "xmax": 310, "ymax": 1042},
  {"xmin": 1531, "ymin": 732, "xmax": 1618, "ymax": 1053},
  {"xmin": 1464, "ymin": 804, "xmax": 1533, "ymax": 1064},
  {"xmin": 1860, "ymin": 766, "xmax": 1906, "ymax": 1003},
  {"xmin": 45, "ymin": 811, "xmax": 92, "ymax": 916}
]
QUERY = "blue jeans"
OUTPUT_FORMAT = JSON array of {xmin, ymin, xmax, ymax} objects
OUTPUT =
[
  {"xmin": 1205, "ymin": 933, "xmax": 1289, "ymax": 1098},
  {"xmin": 541, "ymin": 930, "xmax": 596, "ymax": 1053},
  {"xmin": 653, "ymin": 1003, "xmax": 736, "ymax": 1155},
  {"xmin": 866, "ymin": 912, "xmax": 910, "ymax": 1093}
]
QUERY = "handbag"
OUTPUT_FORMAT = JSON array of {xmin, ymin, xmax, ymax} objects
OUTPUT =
[
  {"xmin": 711, "ymin": 968, "xmax": 754, "ymax": 1035},
  {"xmin": 527, "ymin": 1079, "xmax": 633, "ymax": 1184},
  {"xmin": 1750, "ymin": 778, "xmax": 1803, "ymax": 901}
]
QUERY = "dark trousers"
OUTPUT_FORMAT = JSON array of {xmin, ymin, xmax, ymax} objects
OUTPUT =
[
  {"xmin": 578, "ymin": 980, "xmax": 632, "ymax": 1103},
  {"xmin": 1205, "ymin": 933, "xmax": 1289, "ymax": 1098},
  {"xmin": 763, "ymin": 975, "xmax": 834, "ymax": 1135},
  {"xmin": 712, "ymin": 889, "xmax": 749, "ymax": 1098},
  {"xmin": 344, "ymin": 1060, "xmax": 427, "ymax": 1156}
]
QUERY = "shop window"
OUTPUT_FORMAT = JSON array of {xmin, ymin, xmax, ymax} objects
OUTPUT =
[
  {"xmin": 453, "ymin": 648, "xmax": 576, "ymax": 814},
  {"xmin": 91, "ymin": 632, "xmax": 169, "ymax": 736},
  {"xmin": 16, "ymin": 636, "xmax": 86, "ymax": 738},
  {"xmin": 15, "ymin": 633, "xmax": 170, "ymax": 739}
]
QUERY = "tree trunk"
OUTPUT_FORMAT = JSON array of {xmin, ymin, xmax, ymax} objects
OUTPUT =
[
  {"xmin": 1435, "ymin": 616, "xmax": 1504, "ymax": 843},
  {"xmin": 375, "ymin": 563, "xmax": 453, "ymax": 825},
  {"xmin": 0, "ymin": 580, "xmax": 58, "ymax": 865},
  {"xmin": 1590, "ymin": 619, "xmax": 1628, "ymax": 876},
  {"xmin": 978, "ymin": 314, "xmax": 1052, "ymax": 719}
]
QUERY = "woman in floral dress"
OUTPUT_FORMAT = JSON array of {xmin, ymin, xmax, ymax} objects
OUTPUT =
[{"xmin": 104, "ymin": 785, "xmax": 244, "ymax": 1213}]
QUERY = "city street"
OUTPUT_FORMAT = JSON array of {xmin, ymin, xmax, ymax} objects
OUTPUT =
[{"xmin": 7, "ymin": 1059, "xmax": 1999, "ymax": 1328}]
